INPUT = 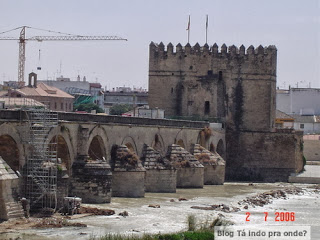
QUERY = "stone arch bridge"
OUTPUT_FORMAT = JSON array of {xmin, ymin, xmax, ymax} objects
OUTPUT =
[{"xmin": 0, "ymin": 110, "xmax": 225, "ymax": 175}]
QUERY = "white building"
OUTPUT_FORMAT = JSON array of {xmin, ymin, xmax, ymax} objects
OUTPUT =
[
  {"xmin": 291, "ymin": 115, "xmax": 320, "ymax": 134},
  {"xmin": 277, "ymin": 88, "xmax": 320, "ymax": 115}
]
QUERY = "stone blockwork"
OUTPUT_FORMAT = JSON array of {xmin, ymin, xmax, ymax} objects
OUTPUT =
[
  {"xmin": 0, "ymin": 156, "xmax": 24, "ymax": 220},
  {"xmin": 141, "ymin": 144, "xmax": 176, "ymax": 192},
  {"xmin": 166, "ymin": 144, "xmax": 204, "ymax": 188},
  {"xmin": 149, "ymin": 42, "xmax": 277, "ymax": 132},
  {"xmin": 70, "ymin": 156, "xmax": 112, "ymax": 203},
  {"xmin": 149, "ymin": 42, "xmax": 304, "ymax": 182},
  {"xmin": 111, "ymin": 145, "xmax": 146, "ymax": 197},
  {"xmin": 191, "ymin": 144, "xmax": 225, "ymax": 185},
  {"xmin": 226, "ymin": 129, "xmax": 304, "ymax": 182}
]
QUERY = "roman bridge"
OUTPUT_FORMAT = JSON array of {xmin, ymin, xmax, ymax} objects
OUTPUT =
[{"xmin": 0, "ymin": 109, "xmax": 225, "ymax": 175}]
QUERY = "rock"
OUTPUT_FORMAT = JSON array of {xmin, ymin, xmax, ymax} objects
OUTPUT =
[
  {"xmin": 148, "ymin": 204, "xmax": 160, "ymax": 208},
  {"xmin": 178, "ymin": 198, "xmax": 187, "ymax": 201},
  {"xmin": 170, "ymin": 199, "xmax": 175, "ymax": 202},
  {"xmin": 191, "ymin": 206, "xmax": 214, "ymax": 210},
  {"xmin": 119, "ymin": 211, "xmax": 129, "ymax": 217},
  {"xmin": 79, "ymin": 206, "xmax": 115, "ymax": 216}
]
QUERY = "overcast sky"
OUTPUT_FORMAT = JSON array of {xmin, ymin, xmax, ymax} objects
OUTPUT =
[{"xmin": 0, "ymin": 0, "xmax": 319, "ymax": 90}]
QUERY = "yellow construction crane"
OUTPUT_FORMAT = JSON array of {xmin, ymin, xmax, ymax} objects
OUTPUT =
[{"xmin": 0, "ymin": 26, "xmax": 127, "ymax": 86}]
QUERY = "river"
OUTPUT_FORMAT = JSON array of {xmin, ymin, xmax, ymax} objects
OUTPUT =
[{"xmin": 0, "ymin": 183, "xmax": 319, "ymax": 240}]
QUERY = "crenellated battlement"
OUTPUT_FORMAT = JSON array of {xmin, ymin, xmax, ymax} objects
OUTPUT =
[{"xmin": 150, "ymin": 42, "xmax": 277, "ymax": 57}]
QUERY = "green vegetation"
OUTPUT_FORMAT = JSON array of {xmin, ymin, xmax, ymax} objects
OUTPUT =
[
  {"xmin": 90, "ymin": 216, "xmax": 233, "ymax": 240},
  {"xmin": 74, "ymin": 103, "xmax": 104, "ymax": 113},
  {"xmin": 110, "ymin": 104, "xmax": 132, "ymax": 115},
  {"xmin": 90, "ymin": 232, "xmax": 214, "ymax": 240},
  {"xmin": 302, "ymin": 155, "xmax": 307, "ymax": 172}
]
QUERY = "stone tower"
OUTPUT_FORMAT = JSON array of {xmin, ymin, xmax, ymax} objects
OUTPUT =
[{"xmin": 148, "ymin": 42, "xmax": 277, "ymax": 132}]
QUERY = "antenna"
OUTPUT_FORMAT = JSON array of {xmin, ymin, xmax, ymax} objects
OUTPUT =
[{"xmin": 59, "ymin": 60, "xmax": 62, "ymax": 76}]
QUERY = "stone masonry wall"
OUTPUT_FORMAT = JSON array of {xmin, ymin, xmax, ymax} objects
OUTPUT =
[
  {"xmin": 191, "ymin": 144, "xmax": 225, "ymax": 185},
  {"xmin": 141, "ymin": 144, "xmax": 176, "ymax": 192},
  {"xmin": 0, "ymin": 156, "xmax": 24, "ymax": 220},
  {"xmin": 149, "ymin": 42, "xmax": 277, "ymax": 132},
  {"xmin": 166, "ymin": 144, "xmax": 204, "ymax": 188},
  {"xmin": 145, "ymin": 170, "xmax": 177, "ymax": 193},
  {"xmin": 70, "ymin": 160, "xmax": 112, "ymax": 203},
  {"xmin": 111, "ymin": 145, "xmax": 146, "ymax": 197},
  {"xmin": 226, "ymin": 130, "xmax": 304, "ymax": 182}
]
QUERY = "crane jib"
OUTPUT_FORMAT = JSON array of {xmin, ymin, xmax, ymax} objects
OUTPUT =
[{"xmin": 0, "ymin": 26, "xmax": 127, "ymax": 83}]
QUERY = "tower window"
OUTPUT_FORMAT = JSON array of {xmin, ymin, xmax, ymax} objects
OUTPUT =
[
  {"xmin": 204, "ymin": 101, "xmax": 210, "ymax": 115},
  {"xmin": 219, "ymin": 71, "xmax": 223, "ymax": 81}
]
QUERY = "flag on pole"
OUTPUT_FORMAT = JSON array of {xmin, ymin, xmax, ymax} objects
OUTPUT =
[
  {"xmin": 205, "ymin": 14, "xmax": 208, "ymax": 43},
  {"xmin": 206, "ymin": 15, "xmax": 208, "ymax": 30},
  {"xmin": 186, "ymin": 15, "xmax": 190, "ymax": 30}
]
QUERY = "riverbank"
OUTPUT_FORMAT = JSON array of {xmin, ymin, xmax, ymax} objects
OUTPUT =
[{"xmin": 0, "ymin": 183, "xmax": 319, "ymax": 240}]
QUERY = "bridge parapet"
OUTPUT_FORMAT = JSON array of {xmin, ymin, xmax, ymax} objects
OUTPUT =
[{"xmin": 0, "ymin": 109, "xmax": 209, "ymax": 129}]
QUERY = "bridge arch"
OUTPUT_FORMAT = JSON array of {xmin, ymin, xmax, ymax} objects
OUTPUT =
[
  {"xmin": 0, "ymin": 123, "xmax": 24, "ymax": 170},
  {"xmin": 175, "ymin": 129, "xmax": 189, "ymax": 151},
  {"xmin": 46, "ymin": 125, "xmax": 75, "ymax": 169},
  {"xmin": 209, "ymin": 142, "xmax": 215, "ymax": 153},
  {"xmin": 49, "ymin": 135, "xmax": 72, "ymax": 175},
  {"xmin": 121, "ymin": 136, "xmax": 138, "ymax": 154},
  {"xmin": 0, "ymin": 135, "xmax": 20, "ymax": 171},
  {"xmin": 87, "ymin": 126, "xmax": 109, "ymax": 160},
  {"xmin": 216, "ymin": 139, "xmax": 225, "ymax": 158},
  {"xmin": 88, "ymin": 135, "xmax": 106, "ymax": 160},
  {"xmin": 176, "ymin": 139, "xmax": 185, "ymax": 149},
  {"xmin": 151, "ymin": 133, "xmax": 165, "ymax": 154}
]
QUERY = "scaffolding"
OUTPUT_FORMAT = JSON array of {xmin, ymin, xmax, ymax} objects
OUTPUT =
[{"xmin": 24, "ymin": 103, "xmax": 58, "ymax": 211}]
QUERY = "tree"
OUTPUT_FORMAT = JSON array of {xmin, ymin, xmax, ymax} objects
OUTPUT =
[
  {"xmin": 75, "ymin": 103, "xmax": 104, "ymax": 113},
  {"xmin": 110, "ymin": 104, "xmax": 132, "ymax": 115}
]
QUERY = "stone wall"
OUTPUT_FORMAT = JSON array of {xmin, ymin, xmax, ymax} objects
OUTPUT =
[
  {"xmin": 148, "ymin": 42, "xmax": 276, "ymax": 132},
  {"xmin": 145, "ymin": 170, "xmax": 177, "ymax": 192},
  {"xmin": 141, "ymin": 144, "xmax": 176, "ymax": 192},
  {"xmin": 70, "ymin": 159, "xmax": 112, "ymax": 203},
  {"xmin": 111, "ymin": 145, "xmax": 146, "ymax": 197},
  {"xmin": 226, "ymin": 129, "xmax": 304, "ymax": 182},
  {"xmin": 0, "ymin": 156, "xmax": 24, "ymax": 220},
  {"xmin": 166, "ymin": 144, "xmax": 204, "ymax": 188},
  {"xmin": 191, "ymin": 144, "xmax": 225, "ymax": 185},
  {"xmin": 112, "ymin": 171, "xmax": 145, "ymax": 197}
]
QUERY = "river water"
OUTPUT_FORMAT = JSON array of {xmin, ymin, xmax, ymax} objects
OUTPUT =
[{"xmin": 1, "ymin": 183, "xmax": 319, "ymax": 240}]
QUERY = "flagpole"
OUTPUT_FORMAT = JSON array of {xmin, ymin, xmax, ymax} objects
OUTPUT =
[
  {"xmin": 205, "ymin": 15, "xmax": 208, "ymax": 44},
  {"xmin": 187, "ymin": 15, "xmax": 190, "ymax": 43}
]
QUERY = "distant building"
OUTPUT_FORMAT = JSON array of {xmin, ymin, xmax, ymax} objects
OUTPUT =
[
  {"xmin": 275, "ymin": 110, "xmax": 294, "ymax": 128},
  {"xmin": 277, "ymin": 87, "xmax": 320, "ymax": 115},
  {"xmin": 39, "ymin": 75, "xmax": 104, "ymax": 110},
  {"xmin": 0, "ymin": 97, "xmax": 44, "ymax": 109},
  {"xmin": 291, "ymin": 114, "xmax": 320, "ymax": 134},
  {"xmin": 7, "ymin": 72, "xmax": 74, "ymax": 112},
  {"xmin": 121, "ymin": 106, "xmax": 164, "ymax": 119},
  {"xmin": 104, "ymin": 88, "xmax": 148, "ymax": 107}
]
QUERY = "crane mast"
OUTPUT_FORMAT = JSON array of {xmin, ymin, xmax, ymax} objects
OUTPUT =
[
  {"xmin": 18, "ymin": 26, "xmax": 26, "ymax": 86},
  {"xmin": 0, "ymin": 26, "xmax": 127, "ymax": 84}
]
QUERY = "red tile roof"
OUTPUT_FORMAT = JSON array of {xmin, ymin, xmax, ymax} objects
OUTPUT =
[{"xmin": 16, "ymin": 83, "xmax": 74, "ymax": 99}]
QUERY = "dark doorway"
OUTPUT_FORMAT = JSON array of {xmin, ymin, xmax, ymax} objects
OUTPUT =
[{"xmin": 204, "ymin": 101, "xmax": 210, "ymax": 115}]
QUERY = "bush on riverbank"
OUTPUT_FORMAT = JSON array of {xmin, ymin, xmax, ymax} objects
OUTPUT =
[{"xmin": 90, "ymin": 231, "xmax": 215, "ymax": 240}]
